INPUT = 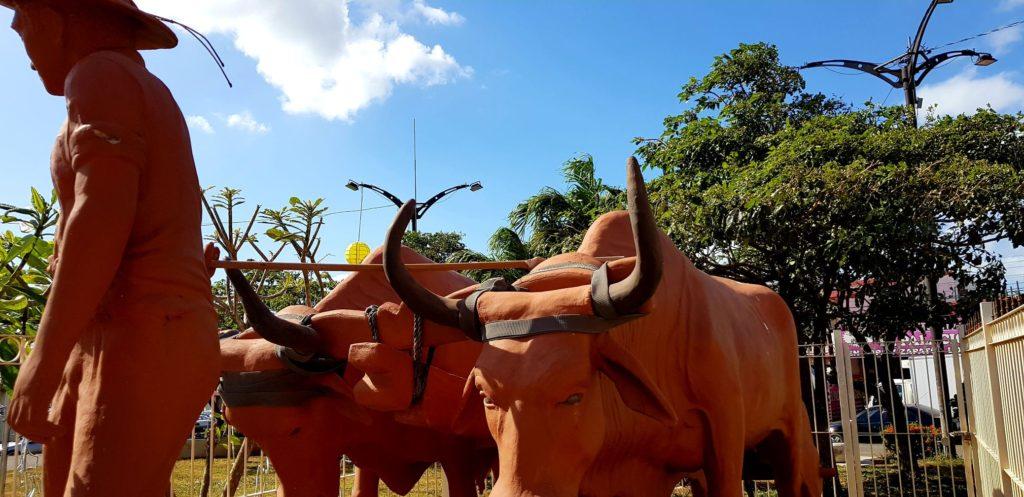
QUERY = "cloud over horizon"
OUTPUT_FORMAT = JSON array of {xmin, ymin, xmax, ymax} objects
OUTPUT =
[
  {"xmin": 185, "ymin": 115, "xmax": 214, "ymax": 134},
  {"xmin": 918, "ymin": 67, "xmax": 1024, "ymax": 116},
  {"xmin": 225, "ymin": 111, "xmax": 271, "ymax": 134},
  {"xmin": 139, "ymin": 0, "xmax": 471, "ymax": 121}
]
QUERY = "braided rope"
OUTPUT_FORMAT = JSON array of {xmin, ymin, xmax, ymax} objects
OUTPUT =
[
  {"xmin": 364, "ymin": 305, "xmax": 381, "ymax": 342},
  {"xmin": 365, "ymin": 305, "xmax": 430, "ymax": 404},
  {"xmin": 411, "ymin": 313, "xmax": 429, "ymax": 404}
]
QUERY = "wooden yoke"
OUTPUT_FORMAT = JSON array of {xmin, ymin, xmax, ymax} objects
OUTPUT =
[{"xmin": 211, "ymin": 256, "xmax": 624, "ymax": 273}]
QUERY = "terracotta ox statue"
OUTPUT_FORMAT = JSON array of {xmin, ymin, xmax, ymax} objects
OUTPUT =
[
  {"xmin": 231, "ymin": 160, "xmax": 821, "ymax": 497},
  {"xmin": 218, "ymin": 247, "xmax": 493, "ymax": 497},
  {"xmin": 375, "ymin": 158, "xmax": 823, "ymax": 497}
]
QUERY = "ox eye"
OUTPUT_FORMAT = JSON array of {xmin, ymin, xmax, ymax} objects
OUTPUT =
[
  {"xmin": 560, "ymin": 393, "xmax": 583, "ymax": 406},
  {"xmin": 481, "ymin": 394, "xmax": 495, "ymax": 408}
]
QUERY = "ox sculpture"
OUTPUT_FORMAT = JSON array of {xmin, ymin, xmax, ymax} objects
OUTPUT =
[
  {"xmin": 230, "ymin": 158, "xmax": 821, "ymax": 497},
  {"xmin": 218, "ymin": 247, "xmax": 494, "ymax": 497},
  {"xmin": 379, "ymin": 158, "xmax": 823, "ymax": 497}
]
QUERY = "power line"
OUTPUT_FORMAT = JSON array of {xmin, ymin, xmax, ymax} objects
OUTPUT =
[
  {"xmin": 926, "ymin": 19, "xmax": 1024, "ymax": 53},
  {"xmin": 323, "ymin": 204, "xmax": 395, "ymax": 216}
]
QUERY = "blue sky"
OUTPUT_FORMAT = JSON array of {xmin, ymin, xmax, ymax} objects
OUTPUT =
[{"xmin": 3, "ymin": 1, "xmax": 1024, "ymax": 279}]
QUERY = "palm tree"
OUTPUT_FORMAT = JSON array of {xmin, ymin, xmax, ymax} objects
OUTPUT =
[
  {"xmin": 507, "ymin": 154, "xmax": 623, "ymax": 257},
  {"xmin": 450, "ymin": 154, "xmax": 623, "ymax": 283}
]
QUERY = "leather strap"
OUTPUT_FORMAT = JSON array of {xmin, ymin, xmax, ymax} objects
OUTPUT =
[
  {"xmin": 590, "ymin": 263, "xmax": 620, "ymax": 319},
  {"xmin": 459, "ymin": 277, "xmax": 517, "ymax": 341},
  {"xmin": 528, "ymin": 262, "xmax": 600, "ymax": 274},
  {"xmin": 275, "ymin": 345, "xmax": 348, "ymax": 375},
  {"xmin": 219, "ymin": 370, "xmax": 330, "ymax": 407},
  {"xmin": 470, "ymin": 262, "xmax": 645, "ymax": 341},
  {"xmin": 269, "ymin": 313, "xmax": 347, "ymax": 375},
  {"xmin": 481, "ymin": 313, "xmax": 643, "ymax": 341}
]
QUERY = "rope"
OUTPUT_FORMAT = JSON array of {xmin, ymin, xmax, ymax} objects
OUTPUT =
[
  {"xmin": 363, "ymin": 305, "xmax": 430, "ymax": 404},
  {"xmin": 411, "ymin": 314, "xmax": 430, "ymax": 405},
  {"xmin": 365, "ymin": 305, "xmax": 381, "ymax": 342}
]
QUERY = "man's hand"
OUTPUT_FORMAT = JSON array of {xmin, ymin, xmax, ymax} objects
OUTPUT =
[
  {"xmin": 7, "ymin": 375, "xmax": 62, "ymax": 443},
  {"xmin": 204, "ymin": 242, "xmax": 221, "ymax": 279}
]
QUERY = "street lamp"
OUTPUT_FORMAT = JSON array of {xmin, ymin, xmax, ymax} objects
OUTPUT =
[
  {"xmin": 974, "ymin": 53, "xmax": 997, "ymax": 67},
  {"xmin": 345, "ymin": 179, "xmax": 483, "ymax": 232},
  {"xmin": 800, "ymin": 0, "xmax": 996, "ymax": 127}
]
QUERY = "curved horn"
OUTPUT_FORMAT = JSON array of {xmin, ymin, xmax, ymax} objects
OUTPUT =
[
  {"xmin": 225, "ymin": 268, "xmax": 322, "ymax": 354},
  {"xmin": 608, "ymin": 157, "xmax": 663, "ymax": 314},
  {"xmin": 383, "ymin": 200, "xmax": 463, "ymax": 329}
]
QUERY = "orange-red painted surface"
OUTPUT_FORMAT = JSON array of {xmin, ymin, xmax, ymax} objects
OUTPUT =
[
  {"xmin": 3, "ymin": 2, "xmax": 219, "ymax": 495},
  {"xmin": 221, "ymin": 248, "xmax": 493, "ymax": 496}
]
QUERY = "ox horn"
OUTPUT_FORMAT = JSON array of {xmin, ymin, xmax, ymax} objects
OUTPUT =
[
  {"xmin": 224, "ymin": 268, "xmax": 322, "ymax": 354},
  {"xmin": 383, "ymin": 201, "xmax": 464, "ymax": 330},
  {"xmin": 608, "ymin": 157, "xmax": 663, "ymax": 314}
]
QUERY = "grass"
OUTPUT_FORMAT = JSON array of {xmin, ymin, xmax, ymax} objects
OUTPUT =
[
  {"xmin": 0, "ymin": 454, "xmax": 971, "ymax": 497},
  {"xmin": 843, "ymin": 456, "xmax": 968, "ymax": 497},
  {"xmin": 1, "ymin": 457, "xmax": 451, "ymax": 497}
]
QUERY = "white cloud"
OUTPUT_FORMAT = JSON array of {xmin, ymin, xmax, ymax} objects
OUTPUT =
[
  {"xmin": 411, "ymin": 0, "xmax": 464, "ymax": 25},
  {"xmin": 186, "ymin": 115, "xmax": 214, "ymax": 134},
  {"xmin": 989, "ymin": 25, "xmax": 1022, "ymax": 54},
  {"xmin": 225, "ymin": 111, "xmax": 270, "ymax": 134},
  {"xmin": 137, "ymin": 0, "xmax": 470, "ymax": 121},
  {"xmin": 1000, "ymin": 0, "xmax": 1024, "ymax": 10},
  {"xmin": 918, "ymin": 67, "xmax": 1024, "ymax": 116}
]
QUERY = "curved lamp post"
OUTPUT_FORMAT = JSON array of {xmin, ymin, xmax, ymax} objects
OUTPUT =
[
  {"xmin": 800, "ymin": 0, "xmax": 996, "ymax": 127},
  {"xmin": 345, "ymin": 180, "xmax": 482, "ymax": 232}
]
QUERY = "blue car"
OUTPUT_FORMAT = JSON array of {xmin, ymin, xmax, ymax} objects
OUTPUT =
[{"xmin": 829, "ymin": 404, "xmax": 942, "ymax": 443}]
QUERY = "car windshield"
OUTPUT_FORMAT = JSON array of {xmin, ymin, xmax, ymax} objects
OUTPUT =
[{"xmin": 857, "ymin": 407, "xmax": 883, "ymax": 423}]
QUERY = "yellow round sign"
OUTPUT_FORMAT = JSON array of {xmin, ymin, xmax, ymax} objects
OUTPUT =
[{"xmin": 345, "ymin": 241, "xmax": 372, "ymax": 264}]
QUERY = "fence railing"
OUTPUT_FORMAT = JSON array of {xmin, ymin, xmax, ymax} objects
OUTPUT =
[{"xmin": 960, "ymin": 301, "xmax": 1024, "ymax": 497}]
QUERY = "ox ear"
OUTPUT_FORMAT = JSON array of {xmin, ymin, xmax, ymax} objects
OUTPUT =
[
  {"xmin": 451, "ymin": 371, "xmax": 489, "ymax": 438},
  {"xmin": 595, "ymin": 334, "xmax": 677, "ymax": 426}
]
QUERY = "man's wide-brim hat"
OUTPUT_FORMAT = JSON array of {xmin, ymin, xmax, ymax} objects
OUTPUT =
[{"xmin": 0, "ymin": 0, "xmax": 177, "ymax": 50}]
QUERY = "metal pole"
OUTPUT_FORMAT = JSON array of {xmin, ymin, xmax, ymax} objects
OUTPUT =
[
  {"xmin": 903, "ymin": 65, "xmax": 919, "ymax": 127},
  {"xmin": 833, "ymin": 330, "xmax": 865, "ymax": 497},
  {"xmin": 412, "ymin": 118, "xmax": 418, "ymax": 232}
]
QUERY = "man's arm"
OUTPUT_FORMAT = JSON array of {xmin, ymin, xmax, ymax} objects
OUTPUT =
[{"xmin": 18, "ymin": 159, "xmax": 139, "ymax": 397}]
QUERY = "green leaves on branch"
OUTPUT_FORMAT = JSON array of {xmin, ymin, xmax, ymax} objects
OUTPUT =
[
  {"xmin": 1, "ymin": 189, "xmax": 58, "ymax": 345},
  {"xmin": 640, "ymin": 42, "xmax": 1024, "ymax": 343}
]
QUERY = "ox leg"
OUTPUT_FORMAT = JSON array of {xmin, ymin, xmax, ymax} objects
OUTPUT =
[
  {"xmin": 703, "ymin": 416, "xmax": 745, "ymax": 497},
  {"xmin": 257, "ymin": 438, "xmax": 342, "ymax": 497},
  {"xmin": 771, "ymin": 411, "xmax": 822, "ymax": 497},
  {"xmin": 440, "ymin": 460, "xmax": 481, "ymax": 497},
  {"xmin": 351, "ymin": 467, "xmax": 380, "ymax": 497}
]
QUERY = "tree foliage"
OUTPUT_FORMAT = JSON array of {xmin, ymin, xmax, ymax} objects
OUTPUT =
[
  {"xmin": 0, "ymin": 189, "xmax": 58, "ymax": 390},
  {"xmin": 0, "ymin": 189, "xmax": 57, "ymax": 336},
  {"xmin": 402, "ymin": 230, "xmax": 470, "ymax": 265},
  {"xmin": 507, "ymin": 154, "xmax": 624, "ymax": 257},
  {"xmin": 637, "ymin": 42, "xmax": 1024, "ymax": 343}
]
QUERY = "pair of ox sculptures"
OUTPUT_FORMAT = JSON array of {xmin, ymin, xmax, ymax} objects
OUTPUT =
[{"xmin": 216, "ymin": 159, "xmax": 824, "ymax": 497}]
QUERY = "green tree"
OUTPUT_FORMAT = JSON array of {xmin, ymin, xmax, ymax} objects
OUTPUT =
[
  {"xmin": 508, "ymin": 154, "xmax": 623, "ymax": 257},
  {"xmin": 637, "ymin": 42, "xmax": 1024, "ymax": 476},
  {"xmin": 402, "ymin": 230, "xmax": 469, "ymax": 264},
  {"xmin": 260, "ymin": 197, "xmax": 331, "ymax": 306},
  {"xmin": 0, "ymin": 189, "xmax": 59, "ymax": 390},
  {"xmin": 638, "ymin": 42, "xmax": 1024, "ymax": 344}
]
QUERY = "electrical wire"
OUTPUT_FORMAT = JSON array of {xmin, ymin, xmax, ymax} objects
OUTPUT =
[
  {"xmin": 323, "ymin": 204, "xmax": 395, "ymax": 216},
  {"xmin": 822, "ymin": 67, "xmax": 868, "ymax": 76},
  {"xmin": 880, "ymin": 85, "xmax": 895, "ymax": 107},
  {"xmin": 925, "ymin": 19, "xmax": 1024, "ymax": 53}
]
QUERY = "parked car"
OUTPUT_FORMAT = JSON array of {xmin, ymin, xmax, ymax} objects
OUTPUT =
[
  {"xmin": 829, "ymin": 404, "xmax": 942, "ymax": 443},
  {"xmin": 5, "ymin": 438, "xmax": 42, "ymax": 456}
]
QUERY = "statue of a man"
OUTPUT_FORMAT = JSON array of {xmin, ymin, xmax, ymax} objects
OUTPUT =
[{"xmin": 2, "ymin": 1, "xmax": 221, "ymax": 494}]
